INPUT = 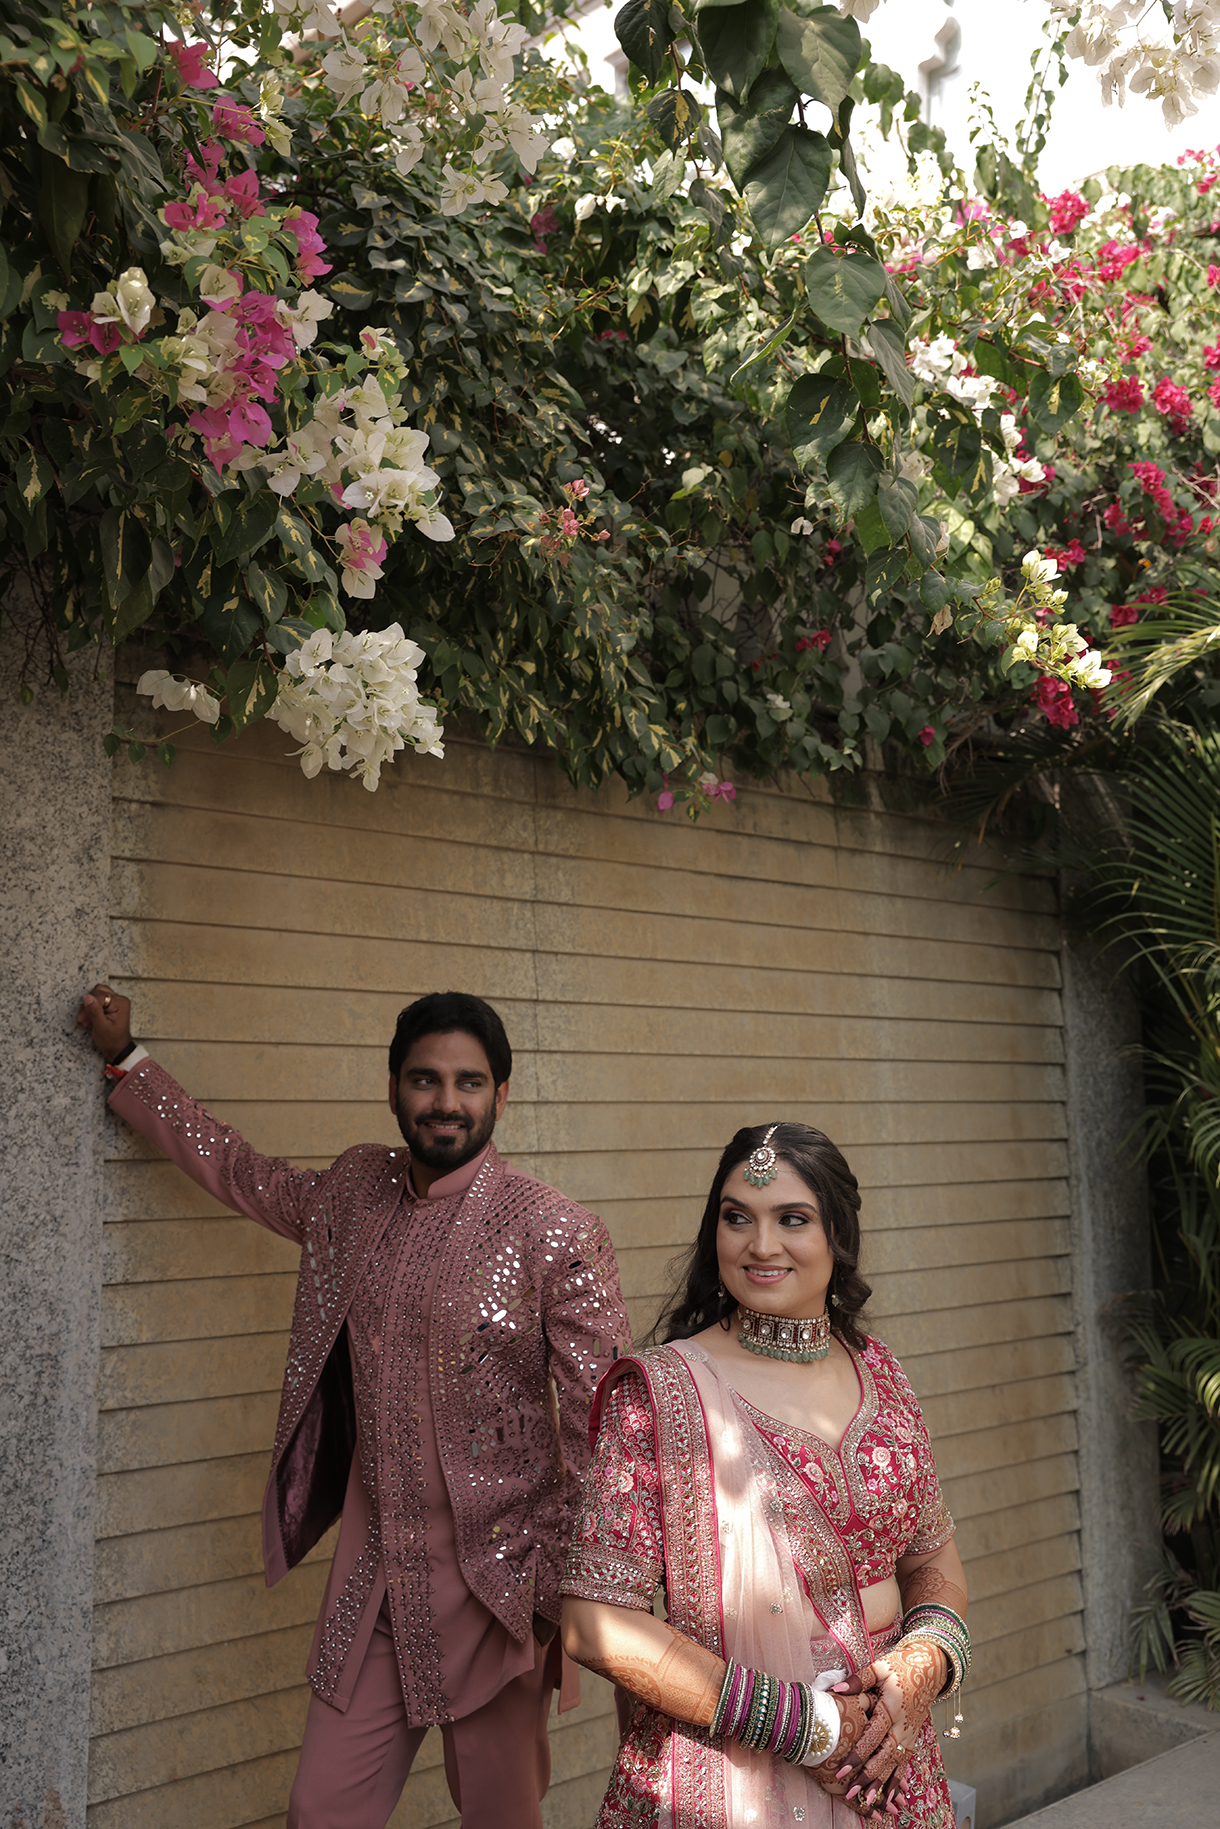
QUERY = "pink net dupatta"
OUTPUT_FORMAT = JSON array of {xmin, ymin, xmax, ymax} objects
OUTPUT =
[{"xmin": 672, "ymin": 1341, "xmax": 882, "ymax": 1829}]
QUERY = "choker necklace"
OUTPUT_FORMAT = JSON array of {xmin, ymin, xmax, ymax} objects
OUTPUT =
[{"xmin": 736, "ymin": 1304, "xmax": 831, "ymax": 1363}]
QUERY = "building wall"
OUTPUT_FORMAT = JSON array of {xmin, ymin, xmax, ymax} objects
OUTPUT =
[{"xmin": 92, "ymin": 708, "xmax": 1080, "ymax": 1828}]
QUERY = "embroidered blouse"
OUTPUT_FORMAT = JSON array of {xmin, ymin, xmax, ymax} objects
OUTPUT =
[{"xmin": 563, "ymin": 1334, "xmax": 953, "ymax": 1611}]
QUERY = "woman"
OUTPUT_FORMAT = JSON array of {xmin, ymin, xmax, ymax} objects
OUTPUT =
[{"xmin": 561, "ymin": 1123, "xmax": 968, "ymax": 1829}]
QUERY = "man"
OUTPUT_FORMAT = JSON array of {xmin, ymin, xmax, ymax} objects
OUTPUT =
[{"xmin": 79, "ymin": 985, "xmax": 631, "ymax": 1829}]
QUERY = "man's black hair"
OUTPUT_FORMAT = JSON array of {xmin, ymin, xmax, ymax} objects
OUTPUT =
[{"xmin": 388, "ymin": 992, "xmax": 512, "ymax": 1086}]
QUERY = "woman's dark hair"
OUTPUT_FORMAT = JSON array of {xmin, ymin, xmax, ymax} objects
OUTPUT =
[
  {"xmin": 654, "ymin": 1122, "xmax": 871, "ymax": 1352},
  {"xmin": 388, "ymin": 991, "xmax": 512, "ymax": 1086}
]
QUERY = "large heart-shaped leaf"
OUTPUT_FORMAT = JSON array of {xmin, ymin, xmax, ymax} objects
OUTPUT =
[
  {"xmin": 743, "ymin": 126, "xmax": 831, "ymax": 250},
  {"xmin": 826, "ymin": 440, "xmax": 883, "ymax": 518},
  {"xmin": 1028, "ymin": 368, "xmax": 1085, "ymax": 433},
  {"xmin": 785, "ymin": 374, "xmax": 858, "ymax": 463},
  {"xmin": 696, "ymin": 0, "xmax": 779, "ymax": 102},
  {"xmin": 803, "ymin": 244, "xmax": 887, "ymax": 337},
  {"xmin": 717, "ymin": 70, "xmax": 799, "ymax": 191},
  {"xmin": 775, "ymin": 4, "xmax": 861, "ymax": 114},
  {"xmin": 616, "ymin": 0, "xmax": 675, "ymax": 85}
]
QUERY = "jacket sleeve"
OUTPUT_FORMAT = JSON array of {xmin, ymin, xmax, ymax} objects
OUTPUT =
[
  {"xmin": 535, "ymin": 1204, "xmax": 634, "ymax": 1622},
  {"xmin": 108, "ymin": 1056, "xmax": 319, "ymax": 1244}
]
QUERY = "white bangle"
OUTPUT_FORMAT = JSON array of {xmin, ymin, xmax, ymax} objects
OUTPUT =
[{"xmin": 800, "ymin": 1689, "xmax": 844, "ymax": 1766}]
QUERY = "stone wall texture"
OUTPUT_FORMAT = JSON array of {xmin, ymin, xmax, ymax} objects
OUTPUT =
[{"xmin": 1, "ymin": 641, "xmax": 113, "ymax": 1827}]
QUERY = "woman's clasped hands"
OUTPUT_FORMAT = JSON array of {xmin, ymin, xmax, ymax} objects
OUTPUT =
[{"xmin": 819, "ymin": 1638, "xmax": 947, "ymax": 1820}]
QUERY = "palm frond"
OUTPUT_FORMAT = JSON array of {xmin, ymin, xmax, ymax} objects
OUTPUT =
[{"xmin": 1110, "ymin": 584, "xmax": 1220, "ymax": 727}]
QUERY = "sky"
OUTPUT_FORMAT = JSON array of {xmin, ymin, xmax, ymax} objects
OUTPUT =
[{"xmin": 551, "ymin": 0, "xmax": 1220, "ymax": 191}]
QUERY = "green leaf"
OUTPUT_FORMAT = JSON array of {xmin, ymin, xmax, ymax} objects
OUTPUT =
[
  {"xmin": 860, "ymin": 319, "xmax": 912, "ymax": 407},
  {"xmin": 784, "ymin": 374, "xmax": 858, "ymax": 463},
  {"xmin": 803, "ymin": 245, "xmax": 887, "ymax": 337},
  {"xmin": 211, "ymin": 495, "xmax": 280, "ymax": 569},
  {"xmin": 222, "ymin": 657, "xmax": 279, "ymax": 734},
  {"xmin": 16, "ymin": 450, "xmax": 54, "ymax": 509},
  {"xmin": 775, "ymin": 4, "xmax": 861, "ymax": 115},
  {"xmin": 696, "ymin": 0, "xmax": 779, "ymax": 102},
  {"xmin": 742, "ymin": 126, "xmax": 832, "ymax": 250},
  {"xmin": 37, "ymin": 149, "xmax": 90, "ymax": 277},
  {"xmin": 277, "ymin": 508, "xmax": 331, "ymax": 584},
  {"xmin": 730, "ymin": 306, "xmax": 799, "ymax": 386},
  {"xmin": 825, "ymin": 440, "xmax": 883, "ymax": 518},
  {"xmin": 325, "ymin": 272, "xmax": 377, "ymax": 311},
  {"xmin": 246, "ymin": 560, "xmax": 288, "ymax": 623},
  {"xmin": 106, "ymin": 572, "xmax": 154, "ymax": 642},
  {"xmin": 199, "ymin": 586, "xmax": 262, "ymax": 664},
  {"xmin": 1027, "ymin": 368, "xmax": 1085, "ymax": 434},
  {"xmin": 919, "ymin": 569, "xmax": 951, "ymax": 613},
  {"xmin": 853, "ymin": 495, "xmax": 889, "ymax": 555},
  {"xmin": 99, "ymin": 507, "xmax": 151, "ymax": 607},
  {"xmin": 864, "ymin": 550, "xmax": 910, "ymax": 601},
  {"xmin": 647, "ymin": 87, "xmax": 704, "ymax": 150},
  {"xmin": 908, "ymin": 513, "xmax": 941, "ymax": 569},
  {"xmin": 717, "ymin": 71, "xmax": 799, "ymax": 191},
  {"xmin": 615, "ymin": 0, "xmax": 675, "ymax": 85},
  {"xmin": 876, "ymin": 476, "xmax": 917, "ymax": 543},
  {"xmin": 148, "ymin": 536, "xmax": 175, "ymax": 602},
  {"xmin": 264, "ymin": 617, "xmax": 315, "ymax": 656}
]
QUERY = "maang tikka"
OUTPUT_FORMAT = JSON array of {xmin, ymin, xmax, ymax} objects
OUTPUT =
[{"xmin": 742, "ymin": 1125, "xmax": 780, "ymax": 1188}]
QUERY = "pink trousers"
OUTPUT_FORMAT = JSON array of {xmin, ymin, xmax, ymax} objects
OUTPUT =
[{"xmin": 287, "ymin": 1602, "xmax": 557, "ymax": 1829}]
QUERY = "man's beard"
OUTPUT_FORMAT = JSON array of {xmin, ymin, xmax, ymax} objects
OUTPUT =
[{"xmin": 395, "ymin": 1096, "xmax": 497, "ymax": 1172}]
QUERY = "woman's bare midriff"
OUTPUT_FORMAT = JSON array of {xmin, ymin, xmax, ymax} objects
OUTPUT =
[{"xmin": 860, "ymin": 1575, "xmax": 901, "ymax": 1635}]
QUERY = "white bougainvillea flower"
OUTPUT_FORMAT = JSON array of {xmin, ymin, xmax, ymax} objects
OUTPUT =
[
  {"xmin": 287, "ymin": 289, "xmax": 335, "ymax": 350},
  {"xmin": 765, "ymin": 691, "xmax": 793, "ymax": 720},
  {"xmin": 92, "ymin": 267, "xmax": 155, "ymax": 336},
  {"xmin": 136, "ymin": 670, "xmax": 222, "ymax": 724},
  {"xmin": 790, "ymin": 517, "xmax": 814, "ymax": 536},
  {"xmin": 321, "ymin": 40, "xmax": 368, "ymax": 107},
  {"xmin": 270, "ymin": 623, "xmax": 445, "ymax": 790},
  {"xmin": 1022, "ymin": 549, "xmax": 1060, "ymax": 588}
]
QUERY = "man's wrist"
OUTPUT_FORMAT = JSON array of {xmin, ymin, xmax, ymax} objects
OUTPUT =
[
  {"xmin": 104, "ymin": 1043, "xmax": 149, "ymax": 1081},
  {"xmin": 106, "ymin": 1039, "xmax": 137, "ymax": 1067}
]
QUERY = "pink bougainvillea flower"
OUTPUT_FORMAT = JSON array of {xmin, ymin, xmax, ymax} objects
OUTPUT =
[
  {"xmin": 1109, "ymin": 603, "xmax": 1140, "ymax": 628},
  {"xmin": 530, "ymin": 204, "xmax": 558, "ymax": 250},
  {"xmin": 1153, "ymin": 375, "xmax": 1192, "ymax": 429},
  {"xmin": 1046, "ymin": 189, "xmax": 1089, "ymax": 235},
  {"xmin": 283, "ymin": 208, "xmax": 332, "ymax": 282},
  {"xmin": 1104, "ymin": 375, "xmax": 1144, "ymax": 413},
  {"xmin": 1094, "ymin": 241, "xmax": 1141, "ymax": 283},
  {"xmin": 656, "ymin": 787, "xmax": 674, "ymax": 812},
  {"xmin": 566, "ymin": 478, "xmax": 590, "ymax": 499},
  {"xmin": 1103, "ymin": 501, "xmax": 1132, "ymax": 535},
  {"xmin": 559, "ymin": 507, "xmax": 580, "ymax": 537},
  {"xmin": 163, "ymin": 188, "xmax": 227, "ymax": 233},
  {"xmin": 167, "ymin": 40, "xmax": 219, "ymax": 89},
  {"xmin": 185, "ymin": 141, "xmax": 226, "ymax": 196},
  {"xmin": 1209, "ymin": 379, "xmax": 1220, "ymax": 408},
  {"xmin": 212, "ymin": 101, "xmax": 265, "ymax": 146},
  {"xmin": 1136, "ymin": 586, "xmax": 1168, "ymax": 605},
  {"xmin": 1033, "ymin": 675, "xmax": 1079, "ymax": 730},
  {"xmin": 796, "ymin": 630, "xmax": 833, "ymax": 654},
  {"xmin": 918, "ymin": 726, "xmax": 936, "ymax": 747},
  {"xmin": 56, "ymin": 310, "xmax": 91, "ymax": 348},
  {"xmin": 224, "ymin": 168, "xmax": 266, "ymax": 220},
  {"xmin": 1203, "ymin": 341, "xmax": 1220, "ymax": 371}
]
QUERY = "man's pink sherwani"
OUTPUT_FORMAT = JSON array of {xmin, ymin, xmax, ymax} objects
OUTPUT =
[{"xmin": 109, "ymin": 1059, "xmax": 631, "ymax": 1722}]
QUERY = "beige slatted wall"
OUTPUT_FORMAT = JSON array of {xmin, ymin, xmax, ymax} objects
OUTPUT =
[{"xmin": 94, "ymin": 703, "xmax": 1078, "ymax": 1828}]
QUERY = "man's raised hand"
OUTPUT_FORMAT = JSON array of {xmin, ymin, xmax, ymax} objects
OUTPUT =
[{"xmin": 78, "ymin": 984, "xmax": 133, "ymax": 1061}]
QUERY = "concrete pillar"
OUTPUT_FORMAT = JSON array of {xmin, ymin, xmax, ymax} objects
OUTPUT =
[
  {"xmin": 1061, "ymin": 939, "xmax": 1161, "ymax": 1721},
  {"xmin": 0, "ymin": 634, "xmax": 113, "ymax": 1826}
]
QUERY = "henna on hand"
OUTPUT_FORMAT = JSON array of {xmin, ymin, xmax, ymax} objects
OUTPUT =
[
  {"xmin": 575, "ymin": 1622, "xmax": 725, "ymax": 1727},
  {"xmin": 806, "ymin": 1691, "xmax": 878, "ymax": 1792},
  {"xmin": 899, "ymin": 1559, "xmax": 967, "ymax": 1618}
]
